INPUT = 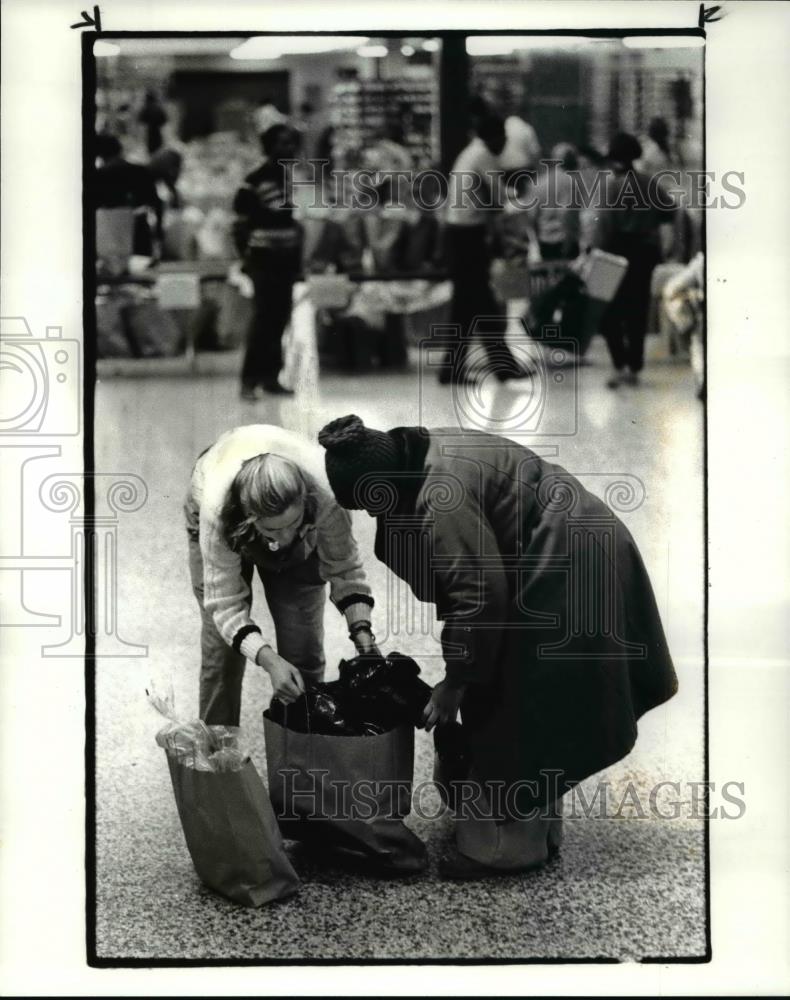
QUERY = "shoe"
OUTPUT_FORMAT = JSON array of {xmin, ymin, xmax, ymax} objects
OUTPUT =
[
  {"xmin": 240, "ymin": 384, "xmax": 258, "ymax": 401},
  {"xmin": 438, "ymin": 846, "xmax": 548, "ymax": 881},
  {"xmin": 606, "ymin": 370, "xmax": 624, "ymax": 389},
  {"xmin": 294, "ymin": 839, "xmax": 426, "ymax": 879},
  {"xmin": 261, "ymin": 381, "xmax": 296, "ymax": 396},
  {"xmin": 622, "ymin": 370, "xmax": 640, "ymax": 386}
]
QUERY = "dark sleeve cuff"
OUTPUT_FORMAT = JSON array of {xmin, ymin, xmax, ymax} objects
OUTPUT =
[
  {"xmin": 335, "ymin": 593, "xmax": 374, "ymax": 614},
  {"xmin": 232, "ymin": 624, "xmax": 262, "ymax": 653}
]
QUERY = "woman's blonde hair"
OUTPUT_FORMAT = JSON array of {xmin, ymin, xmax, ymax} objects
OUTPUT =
[{"xmin": 220, "ymin": 453, "xmax": 319, "ymax": 551}]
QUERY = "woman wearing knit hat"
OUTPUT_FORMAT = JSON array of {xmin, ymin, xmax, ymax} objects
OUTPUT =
[
  {"xmin": 184, "ymin": 424, "xmax": 377, "ymax": 726},
  {"xmin": 318, "ymin": 415, "xmax": 677, "ymax": 879}
]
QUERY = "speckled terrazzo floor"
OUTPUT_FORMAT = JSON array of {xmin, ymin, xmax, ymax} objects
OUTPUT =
[{"xmin": 93, "ymin": 329, "xmax": 707, "ymax": 962}]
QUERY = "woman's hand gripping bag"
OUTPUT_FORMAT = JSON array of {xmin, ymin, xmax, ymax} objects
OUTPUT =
[{"xmin": 263, "ymin": 701, "xmax": 427, "ymax": 874}]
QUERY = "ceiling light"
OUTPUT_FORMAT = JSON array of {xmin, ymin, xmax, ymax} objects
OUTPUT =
[
  {"xmin": 357, "ymin": 44, "xmax": 388, "ymax": 58},
  {"xmin": 622, "ymin": 35, "xmax": 705, "ymax": 49},
  {"xmin": 421, "ymin": 39, "xmax": 440, "ymax": 52},
  {"xmin": 231, "ymin": 36, "xmax": 367, "ymax": 60},
  {"xmin": 401, "ymin": 44, "xmax": 415, "ymax": 57},
  {"xmin": 94, "ymin": 41, "xmax": 121, "ymax": 57},
  {"xmin": 466, "ymin": 35, "xmax": 598, "ymax": 56}
]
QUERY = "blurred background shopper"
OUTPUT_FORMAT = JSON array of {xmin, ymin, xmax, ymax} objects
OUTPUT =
[
  {"xmin": 442, "ymin": 112, "xmax": 531, "ymax": 385},
  {"xmin": 593, "ymin": 132, "xmax": 677, "ymax": 387},
  {"xmin": 95, "ymin": 133, "xmax": 162, "ymax": 258},
  {"xmin": 529, "ymin": 142, "xmax": 582, "ymax": 261},
  {"xmin": 233, "ymin": 124, "xmax": 304, "ymax": 399}
]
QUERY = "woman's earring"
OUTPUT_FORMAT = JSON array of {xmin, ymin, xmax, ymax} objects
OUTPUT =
[{"xmin": 267, "ymin": 540, "xmax": 280, "ymax": 552}]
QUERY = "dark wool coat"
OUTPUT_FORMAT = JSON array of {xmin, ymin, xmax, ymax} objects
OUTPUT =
[{"xmin": 373, "ymin": 427, "xmax": 678, "ymax": 816}]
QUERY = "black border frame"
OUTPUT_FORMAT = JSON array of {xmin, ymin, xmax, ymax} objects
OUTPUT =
[{"xmin": 82, "ymin": 23, "xmax": 710, "ymax": 969}]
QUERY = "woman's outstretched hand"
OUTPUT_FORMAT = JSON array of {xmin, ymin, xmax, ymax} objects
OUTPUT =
[
  {"xmin": 257, "ymin": 647, "xmax": 305, "ymax": 704},
  {"xmin": 422, "ymin": 678, "xmax": 466, "ymax": 731}
]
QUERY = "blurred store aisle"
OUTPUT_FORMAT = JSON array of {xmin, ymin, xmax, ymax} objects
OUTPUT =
[{"xmin": 93, "ymin": 333, "xmax": 706, "ymax": 961}]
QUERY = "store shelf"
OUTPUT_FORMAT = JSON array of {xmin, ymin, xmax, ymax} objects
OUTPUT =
[{"xmin": 329, "ymin": 76, "xmax": 439, "ymax": 169}]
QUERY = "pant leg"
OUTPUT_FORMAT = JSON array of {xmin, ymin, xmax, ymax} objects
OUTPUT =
[
  {"xmin": 260, "ymin": 560, "xmax": 327, "ymax": 686},
  {"xmin": 240, "ymin": 278, "xmax": 266, "ymax": 388},
  {"xmin": 449, "ymin": 226, "xmax": 519, "ymax": 379},
  {"xmin": 622, "ymin": 248, "xmax": 660, "ymax": 373},
  {"xmin": 185, "ymin": 492, "xmax": 253, "ymax": 725},
  {"xmin": 476, "ymin": 293, "xmax": 522, "ymax": 378},
  {"xmin": 454, "ymin": 787, "xmax": 564, "ymax": 870},
  {"xmin": 600, "ymin": 292, "xmax": 629, "ymax": 371},
  {"xmin": 259, "ymin": 272, "xmax": 295, "ymax": 380},
  {"xmin": 455, "ymin": 813, "xmax": 551, "ymax": 869},
  {"xmin": 470, "ymin": 230, "xmax": 523, "ymax": 378},
  {"xmin": 445, "ymin": 228, "xmax": 475, "ymax": 374},
  {"xmin": 242, "ymin": 270, "xmax": 294, "ymax": 387}
]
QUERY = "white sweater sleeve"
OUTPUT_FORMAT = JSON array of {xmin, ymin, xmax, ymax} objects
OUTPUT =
[{"xmin": 200, "ymin": 507, "xmax": 269, "ymax": 665}]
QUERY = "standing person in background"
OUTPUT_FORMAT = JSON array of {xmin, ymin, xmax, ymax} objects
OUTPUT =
[
  {"xmin": 500, "ymin": 113, "xmax": 542, "ymax": 179},
  {"xmin": 593, "ymin": 132, "xmax": 676, "ymax": 388},
  {"xmin": 367, "ymin": 119, "xmax": 413, "ymax": 176},
  {"xmin": 442, "ymin": 113, "xmax": 531, "ymax": 385},
  {"xmin": 291, "ymin": 101, "xmax": 317, "ymax": 160},
  {"xmin": 636, "ymin": 116, "xmax": 688, "ymax": 262},
  {"xmin": 363, "ymin": 119, "xmax": 414, "ymax": 208},
  {"xmin": 470, "ymin": 94, "xmax": 542, "ymax": 179},
  {"xmin": 637, "ymin": 116, "xmax": 674, "ymax": 176},
  {"xmin": 529, "ymin": 142, "xmax": 581, "ymax": 261},
  {"xmin": 233, "ymin": 124, "xmax": 303, "ymax": 399},
  {"xmin": 314, "ymin": 124, "xmax": 338, "ymax": 197},
  {"xmin": 662, "ymin": 251, "xmax": 705, "ymax": 399},
  {"xmin": 95, "ymin": 133, "xmax": 162, "ymax": 257},
  {"xmin": 138, "ymin": 90, "xmax": 168, "ymax": 156},
  {"xmin": 148, "ymin": 147, "xmax": 183, "ymax": 211},
  {"xmin": 576, "ymin": 144, "xmax": 608, "ymax": 252},
  {"xmin": 315, "ymin": 125, "xmax": 337, "ymax": 172}
]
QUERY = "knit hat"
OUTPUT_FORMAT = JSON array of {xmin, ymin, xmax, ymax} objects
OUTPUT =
[{"xmin": 318, "ymin": 415, "xmax": 401, "ymax": 510}]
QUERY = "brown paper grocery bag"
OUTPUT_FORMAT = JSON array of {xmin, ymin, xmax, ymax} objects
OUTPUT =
[
  {"xmin": 166, "ymin": 753, "xmax": 300, "ymax": 907},
  {"xmin": 263, "ymin": 712, "xmax": 427, "ymax": 873}
]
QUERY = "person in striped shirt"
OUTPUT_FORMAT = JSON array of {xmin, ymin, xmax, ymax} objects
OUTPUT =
[{"xmin": 233, "ymin": 124, "xmax": 303, "ymax": 399}]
